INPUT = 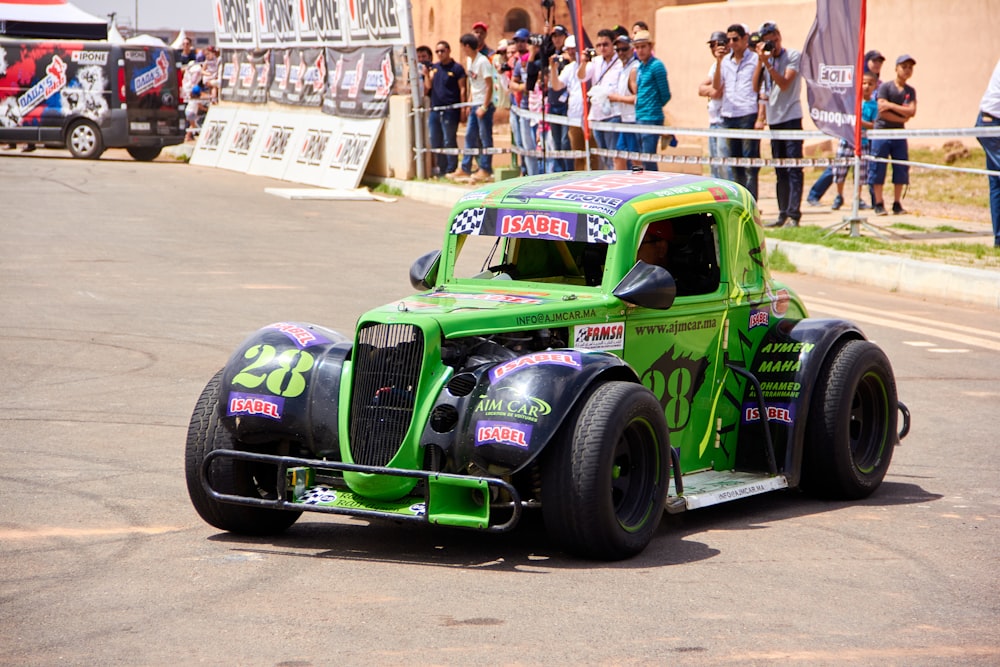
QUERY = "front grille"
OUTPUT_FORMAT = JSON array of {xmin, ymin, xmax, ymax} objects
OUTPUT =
[{"xmin": 349, "ymin": 323, "xmax": 424, "ymax": 467}]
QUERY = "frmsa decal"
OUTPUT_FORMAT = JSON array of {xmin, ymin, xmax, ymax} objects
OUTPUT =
[{"xmin": 574, "ymin": 323, "xmax": 625, "ymax": 351}]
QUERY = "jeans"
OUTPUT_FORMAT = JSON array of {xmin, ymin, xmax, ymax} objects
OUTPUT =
[
  {"xmin": 428, "ymin": 108, "xmax": 460, "ymax": 176},
  {"xmin": 977, "ymin": 110, "xmax": 1000, "ymax": 246},
  {"xmin": 637, "ymin": 119, "xmax": 662, "ymax": 171},
  {"xmin": 545, "ymin": 121, "xmax": 570, "ymax": 173},
  {"xmin": 593, "ymin": 117, "xmax": 619, "ymax": 170},
  {"xmin": 461, "ymin": 104, "xmax": 495, "ymax": 174},
  {"xmin": 809, "ymin": 167, "xmax": 833, "ymax": 202},
  {"xmin": 869, "ymin": 138, "xmax": 909, "ymax": 185},
  {"xmin": 516, "ymin": 109, "xmax": 539, "ymax": 176},
  {"xmin": 770, "ymin": 118, "xmax": 804, "ymax": 222},
  {"xmin": 708, "ymin": 121, "xmax": 729, "ymax": 179},
  {"xmin": 722, "ymin": 113, "xmax": 760, "ymax": 199}
]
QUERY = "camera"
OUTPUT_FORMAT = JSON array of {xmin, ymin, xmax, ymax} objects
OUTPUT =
[
  {"xmin": 583, "ymin": 47, "xmax": 597, "ymax": 60},
  {"xmin": 500, "ymin": 62, "xmax": 513, "ymax": 73},
  {"xmin": 527, "ymin": 33, "xmax": 547, "ymax": 47},
  {"xmin": 749, "ymin": 32, "xmax": 775, "ymax": 53}
]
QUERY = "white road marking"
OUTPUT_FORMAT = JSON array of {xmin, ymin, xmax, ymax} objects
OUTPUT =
[
  {"xmin": 805, "ymin": 296, "xmax": 1000, "ymax": 352},
  {"xmin": 928, "ymin": 348, "xmax": 970, "ymax": 354},
  {"xmin": 903, "ymin": 341, "xmax": 936, "ymax": 347}
]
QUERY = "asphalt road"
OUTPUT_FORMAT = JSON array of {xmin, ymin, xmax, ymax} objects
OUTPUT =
[{"xmin": 2, "ymin": 150, "xmax": 999, "ymax": 666}]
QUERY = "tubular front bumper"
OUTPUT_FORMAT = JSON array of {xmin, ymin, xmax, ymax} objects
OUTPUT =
[{"xmin": 201, "ymin": 450, "xmax": 523, "ymax": 532}]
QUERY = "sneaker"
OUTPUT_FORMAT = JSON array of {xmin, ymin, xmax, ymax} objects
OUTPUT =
[
  {"xmin": 470, "ymin": 169, "xmax": 493, "ymax": 183},
  {"xmin": 859, "ymin": 200, "xmax": 870, "ymax": 210},
  {"xmin": 766, "ymin": 216, "xmax": 788, "ymax": 228},
  {"xmin": 831, "ymin": 194, "xmax": 844, "ymax": 210},
  {"xmin": 806, "ymin": 197, "xmax": 821, "ymax": 207},
  {"xmin": 445, "ymin": 170, "xmax": 471, "ymax": 182},
  {"xmin": 873, "ymin": 202, "xmax": 887, "ymax": 216},
  {"xmin": 892, "ymin": 201, "xmax": 907, "ymax": 215}
]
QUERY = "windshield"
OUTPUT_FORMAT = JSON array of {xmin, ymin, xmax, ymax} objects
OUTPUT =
[{"xmin": 449, "ymin": 206, "xmax": 616, "ymax": 287}]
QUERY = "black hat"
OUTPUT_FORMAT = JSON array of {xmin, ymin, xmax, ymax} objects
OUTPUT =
[
  {"xmin": 896, "ymin": 54, "xmax": 916, "ymax": 66},
  {"xmin": 708, "ymin": 31, "xmax": 727, "ymax": 44},
  {"xmin": 865, "ymin": 49, "xmax": 885, "ymax": 62},
  {"xmin": 758, "ymin": 21, "xmax": 779, "ymax": 36},
  {"xmin": 551, "ymin": 25, "xmax": 568, "ymax": 36}
]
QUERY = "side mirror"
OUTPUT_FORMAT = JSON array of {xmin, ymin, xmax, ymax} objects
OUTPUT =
[
  {"xmin": 612, "ymin": 261, "xmax": 676, "ymax": 310},
  {"xmin": 409, "ymin": 250, "xmax": 441, "ymax": 291}
]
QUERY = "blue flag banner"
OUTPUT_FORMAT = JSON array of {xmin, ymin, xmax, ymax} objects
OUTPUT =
[{"xmin": 801, "ymin": 0, "xmax": 861, "ymax": 147}]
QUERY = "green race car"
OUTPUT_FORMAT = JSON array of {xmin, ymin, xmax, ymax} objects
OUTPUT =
[{"xmin": 185, "ymin": 170, "xmax": 910, "ymax": 560}]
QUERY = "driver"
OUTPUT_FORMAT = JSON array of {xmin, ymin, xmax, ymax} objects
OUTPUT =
[{"xmin": 636, "ymin": 221, "xmax": 673, "ymax": 270}]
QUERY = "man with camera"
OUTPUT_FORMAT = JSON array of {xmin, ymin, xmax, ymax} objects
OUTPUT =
[
  {"xmin": 713, "ymin": 23, "xmax": 760, "ymax": 198},
  {"xmin": 548, "ymin": 33, "xmax": 582, "ymax": 172},
  {"xmin": 578, "ymin": 28, "xmax": 623, "ymax": 169},
  {"xmin": 699, "ymin": 30, "xmax": 730, "ymax": 179},
  {"xmin": 752, "ymin": 21, "xmax": 804, "ymax": 227}
]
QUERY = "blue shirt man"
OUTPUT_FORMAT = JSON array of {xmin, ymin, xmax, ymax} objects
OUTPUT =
[{"xmin": 632, "ymin": 30, "xmax": 671, "ymax": 170}]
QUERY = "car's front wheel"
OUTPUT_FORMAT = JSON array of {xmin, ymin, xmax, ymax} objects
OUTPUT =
[
  {"xmin": 802, "ymin": 340, "xmax": 898, "ymax": 499},
  {"xmin": 184, "ymin": 370, "xmax": 302, "ymax": 534},
  {"xmin": 542, "ymin": 381, "xmax": 670, "ymax": 560}
]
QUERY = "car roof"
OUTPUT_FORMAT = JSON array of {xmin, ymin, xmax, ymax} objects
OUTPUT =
[{"xmin": 452, "ymin": 170, "xmax": 748, "ymax": 231}]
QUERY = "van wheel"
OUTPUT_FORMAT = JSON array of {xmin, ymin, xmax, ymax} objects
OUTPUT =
[
  {"xmin": 67, "ymin": 120, "xmax": 104, "ymax": 159},
  {"xmin": 126, "ymin": 146, "xmax": 162, "ymax": 161}
]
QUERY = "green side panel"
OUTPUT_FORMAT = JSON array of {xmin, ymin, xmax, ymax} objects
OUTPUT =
[{"xmin": 426, "ymin": 475, "xmax": 490, "ymax": 529}]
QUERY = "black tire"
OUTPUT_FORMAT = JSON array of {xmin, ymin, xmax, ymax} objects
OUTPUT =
[
  {"xmin": 542, "ymin": 381, "xmax": 670, "ymax": 560},
  {"xmin": 802, "ymin": 340, "xmax": 898, "ymax": 499},
  {"xmin": 126, "ymin": 146, "xmax": 162, "ymax": 161},
  {"xmin": 66, "ymin": 119, "xmax": 104, "ymax": 159},
  {"xmin": 184, "ymin": 370, "xmax": 302, "ymax": 534}
]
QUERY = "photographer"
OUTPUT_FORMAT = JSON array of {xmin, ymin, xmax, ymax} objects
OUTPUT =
[
  {"xmin": 547, "ymin": 32, "xmax": 578, "ymax": 172},
  {"xmin": 699, "ymin": 31, "xmax": 730, "ymax": 179},
  {"xmin": 752, "ymin": 22, "xmax": 804, "ymax": 228}
]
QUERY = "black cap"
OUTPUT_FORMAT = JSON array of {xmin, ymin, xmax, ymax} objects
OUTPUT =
[
  {"xmin": 708, "ymin": 31, "xmax": 727, "ymax": 44},
  {"xmin": 551, "ymin": 25, "xmax": 568, "ymax": 36},
  {"xmin": 865, "ymin": 49, "xmax": 885, "ymax": 62},
  {"xmin": 758, "ymin": 21, "xmax": 778, "ymax": 36},
  {"xmin": 896, "ymin": 54, "xmax": 916, "ymax": 66}
]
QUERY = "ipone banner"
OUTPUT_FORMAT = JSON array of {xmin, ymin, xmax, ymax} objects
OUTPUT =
[
  {"xmin": 220, "ymin": 49, "xmax": 272, "ymax": 104},
  {"xmin": 322, "ymin": 46, "xmax": 393, "ymax": 118},
  {"xmin": 213, "ymin": 0, "xmax": 410, "ymax": 49},
  {"xmin": 801, "ymin": 0, "xmax": 861, "ymax": 146}
]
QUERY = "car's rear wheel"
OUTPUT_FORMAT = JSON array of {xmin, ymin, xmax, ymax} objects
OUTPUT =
[
  {"xmin": 185, "ymin": 370, "xmax": 302, "ymax": 534},
  {"xmin": 126, "ymin": 146, "xmax": 162, "ymax": 161},
  {"xmin": 802, "ymin": 340, "xmax": 897, "ymax": 499},
  {"xmin": 66, "ymin": 119, "xmax": 104, "ymax": 159},
  {"xmin": 542, "ymin": 381, "xmax": 670, "ymax": 560}
]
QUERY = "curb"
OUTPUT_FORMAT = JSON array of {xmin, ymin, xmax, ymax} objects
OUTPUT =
[{"xmin": 369, "ymin": 175, "xmax": 1000, "ymax": 310}]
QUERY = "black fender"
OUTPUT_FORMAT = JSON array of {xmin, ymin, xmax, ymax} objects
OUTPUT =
[
  {"xmin": 419, "ymin": 349, "xmax": 639, "ymax": 476},
  {"xmin": 218, "ymin": 322, "xmax": 352, "ymax": 458},
  {"xmin": 736, "ymin": 317, "xmax": 865, "ymax": 487}
]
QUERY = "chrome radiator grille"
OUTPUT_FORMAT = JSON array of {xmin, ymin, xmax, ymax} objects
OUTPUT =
[{"xmin": 348, "ymin": 323, "xmax": 424, "ymax": 467}]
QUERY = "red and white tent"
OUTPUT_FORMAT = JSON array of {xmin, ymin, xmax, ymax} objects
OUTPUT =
[{"xmin": 0, "ymin": 0, "xmax": 107, "ymax": 40}]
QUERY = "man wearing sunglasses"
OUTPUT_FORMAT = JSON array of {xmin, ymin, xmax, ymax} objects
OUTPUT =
[
  {"xmin": 712, "ymin": 23, "xmax": 761, "ymax": 199},
  {"xmin": 425, "ymin": 41, "xmax": 467, "ymax": 178},
  {"xmin": 578, "ymin": 28, "xmax": 623, "ymax": 169}
]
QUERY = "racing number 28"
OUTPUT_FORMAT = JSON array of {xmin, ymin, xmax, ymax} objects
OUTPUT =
[{"xmin": 232, "ymin": 344, "xmax": 314, "ymax": 398}]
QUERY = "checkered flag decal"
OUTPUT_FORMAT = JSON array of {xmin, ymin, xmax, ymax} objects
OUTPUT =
[
  {"xmin": 586, "ymin": 214, "xmax": 617, "ymax": 244},
  {"xmin": 450, "ymin": 207, "xmax": 487, "ymax": 235}
]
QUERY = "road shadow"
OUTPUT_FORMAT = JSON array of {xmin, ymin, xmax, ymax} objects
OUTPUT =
[{"xmin": 206, "ymin": 480, "xmax": 940, "ymax": 571}]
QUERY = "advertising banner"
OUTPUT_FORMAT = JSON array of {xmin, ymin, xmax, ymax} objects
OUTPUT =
[
  {"xmin": 321, "ymin": 46, "xmax": 393, "ymax": 118},
  {"xmin": 296, "ymin": 0, "xmax": 347, "ymax": 46},
  {"xmin": 801, "ymin": 0, "xmax": 861, "ymax": 146},
  {"xmin": 269, "ymin": 48, "xmax": 326, "ymax": 107},
  {"xmin": 212, "ymin": 0, "xmax": 256, "ymax": 50},
  {"xmin": 220, "ymin": 49, "xmax": 272, "ymax": 104},
  {"xmin": 254, "ymin": 0, "xmax": 299, "ymax": 47}
]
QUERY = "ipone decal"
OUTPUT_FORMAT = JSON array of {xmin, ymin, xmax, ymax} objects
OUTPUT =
[
  {"xmin": 227, "ymin": 391, "xmax": 285, "ymax": 420},
  {"xmin": 475, "ymin": 421, "xmax": 532, "ymax": 449}
]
